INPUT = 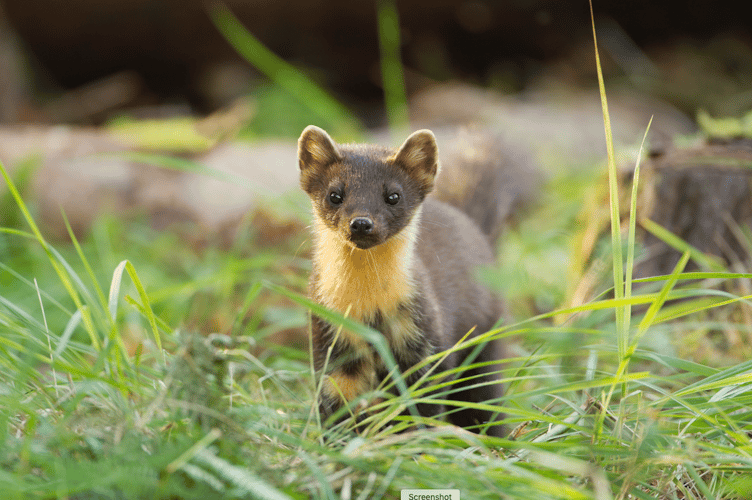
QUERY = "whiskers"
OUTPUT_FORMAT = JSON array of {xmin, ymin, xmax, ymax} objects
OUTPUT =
[
  {"xmin": 294, "ymin": 230, "xmax": 311, "ymax": 259},
  {"xmin": 418, "ymin": 217, "xmax": 451, "ymax": 230}
]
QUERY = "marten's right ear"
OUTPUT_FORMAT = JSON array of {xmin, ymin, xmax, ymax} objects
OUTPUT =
[
  {"xmin": 298, "ymin": 125, "xmax": 342, "ymax": 174},
  {"xmin": 392, "ymin": 129, "xmax": 439, "ymax": 195}
]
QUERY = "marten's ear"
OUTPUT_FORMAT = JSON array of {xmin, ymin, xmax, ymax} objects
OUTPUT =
[
  {"xmin": 393, "ymin": 129, "xmax": 439, "ymax": 193},
  {"xmin": 298, "ymin": 125, "xmax": 342, "ymax": 174}
]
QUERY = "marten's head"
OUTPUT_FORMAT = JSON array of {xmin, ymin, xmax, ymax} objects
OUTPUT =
[{"xmin": 298, "ymin": 126, "xmax": 439, "ymax": 250}]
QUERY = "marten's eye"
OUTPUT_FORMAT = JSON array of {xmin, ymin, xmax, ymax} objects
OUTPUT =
[
  {"xmin": 385, "ymin": 192, "xmax": 400, "ymax": 205},
  {"xmin": 328, "ymin": 191, "xmax": 343, "ymax": 205}
]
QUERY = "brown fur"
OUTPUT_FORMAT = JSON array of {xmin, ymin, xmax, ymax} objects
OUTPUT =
[{"xmin": 298, "ymin": 125, "xmax": 505, "ymax": 436}]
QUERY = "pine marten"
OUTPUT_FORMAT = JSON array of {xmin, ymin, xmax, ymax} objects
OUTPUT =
[{"xmin": 298, "ymin": 125, "xmax": 506, "ymax": 436}]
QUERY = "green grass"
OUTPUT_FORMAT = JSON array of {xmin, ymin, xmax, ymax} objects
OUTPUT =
[
  {"xmin": 3, "ymin": 3, "xmax": 752, "ymax": 499},
  {"xmin": 4, "ymin": 142, "xmax": 752, "ymax": 500},
  {"xmin": 8, "ymin": 144, "xmax": 752, "ymax": 500}
]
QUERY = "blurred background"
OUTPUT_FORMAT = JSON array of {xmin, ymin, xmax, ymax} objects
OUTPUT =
[{"xmin": 1, "ymin": 0, "xmax": 750, "ymax": 130}]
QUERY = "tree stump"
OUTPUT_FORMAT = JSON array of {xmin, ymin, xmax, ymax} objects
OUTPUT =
[{"xmin": 637, "ymin": 138, "xmax": 752, "ymax": 278}]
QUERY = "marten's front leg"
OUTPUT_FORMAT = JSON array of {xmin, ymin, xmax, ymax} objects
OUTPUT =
[{"xmin": 312, "ymin": 315, "xmax": 380, "ymax": 427}]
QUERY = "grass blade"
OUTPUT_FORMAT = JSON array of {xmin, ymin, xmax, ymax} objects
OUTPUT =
[
  {"xmin": 641, "ymin": 218, "xmax": 726, "ymax": 272},
  {"xmin": 54, "ymin": 309, "xmax": 83, "ymax": 357},
  {"xmin": 1, "ymin": 159, "xmax": 101, "ymax": 350},
  {"xmin": 636, "ymin": 251, "xmax": 690, "ymax": 337},
  {"xmin": 165, "ymin": 428, "xmax": 222, "ymax": 475},
  {"xmin": 210, "ymin": 4, "xmax": 362, "ymax": 140},
  {"xmin": 193, "ymin": 449, "xmax": 294, "ymax": 500},
  {"xmin": 123, "ymin": 261, "xmax": 162, "ymax": 359},
  {"xmin": 109, "ymin": 260, "xmax": 127, "ymax": 322},
  {"xmin": 589, "ymin": 0, "xmax": 626, "ymax": 361},
  {"xmin": 62, "ymin": 211, "xmax": 109, "ymax": 321},
  {"xmin": 624, "ymin": 116, "xmax": 653, "ymax": 333},
  {"xmin": 376, "ymin": 0, "xmax": 410, "ymax": 140}
]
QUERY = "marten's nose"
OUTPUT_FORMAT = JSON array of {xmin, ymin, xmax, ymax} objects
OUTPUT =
[{"xmin": 349, "ymin": 217, "xmax": 374, "ymax": 235}]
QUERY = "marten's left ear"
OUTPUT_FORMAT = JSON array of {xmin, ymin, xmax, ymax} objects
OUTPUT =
[{"xmin": 393, "ymin": 129, "xmax": 439, "ymax": 194}]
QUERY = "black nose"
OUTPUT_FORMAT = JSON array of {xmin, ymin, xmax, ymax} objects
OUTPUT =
[{"xmin": 350, "ymin": 217, "xmax": 374, "ymax": 235}]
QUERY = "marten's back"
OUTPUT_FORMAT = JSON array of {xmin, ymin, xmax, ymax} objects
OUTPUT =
[{"xmin": 431, "ymin": 127, "xmax": 539, "ymax": 244}]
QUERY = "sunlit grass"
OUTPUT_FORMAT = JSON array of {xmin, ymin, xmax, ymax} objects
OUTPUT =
[
  {"xmin": 4, "ymin": 122, "xmax": 752, "ymax": 499},
  {"xmin": 8, "ymin": 152, "xmax": 752, "ymax": 500}
]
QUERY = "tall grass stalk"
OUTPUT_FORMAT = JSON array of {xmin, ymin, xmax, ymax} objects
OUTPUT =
[
  {"xmin": 0, "ymin": 163, "xmax": 102, "ymax": 351},
  {"xmin": 623, "ymin": 117, "xmax": 652, "ymax": 325},
  {"xmin": 589, "ymin": 0, "xmax": 626, "ymax": 361}
]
